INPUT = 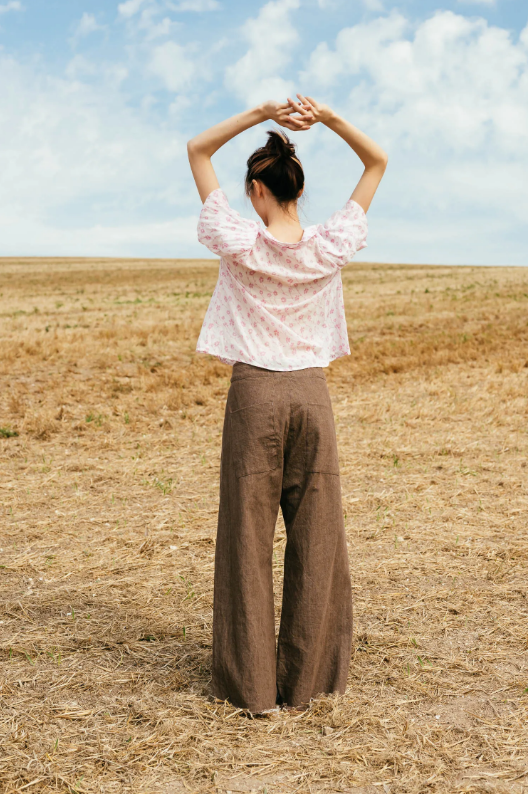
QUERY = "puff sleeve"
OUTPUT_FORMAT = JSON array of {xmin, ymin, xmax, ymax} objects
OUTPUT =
[
  {"xmin": 316, "ymin": 198, "xmax": 368, "ymax": 269},
  {"xmin": 197, "ymin": 188, "xmax": 259, "ymax": 258}
]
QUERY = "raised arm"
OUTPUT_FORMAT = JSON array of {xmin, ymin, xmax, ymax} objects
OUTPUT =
[
  {"xmin": 187, "ymin": 101, "xmax": 313, "ymax": 203},
  {"xmin": 288, "ymin": 94, "xmax": 388, "ymax": 214}
]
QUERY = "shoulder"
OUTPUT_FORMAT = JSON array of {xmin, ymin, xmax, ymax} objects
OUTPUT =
[
  {"xmin": 199, "ymin": 188, "xmax": 258, "ymax": 228},
  {"xmin": 201, "ymin": 187, "xmax": 229, "ymax": 210},
  {"xmin": 197, "ymin": 188, "xmax": 259, "ymax": 257},
  {"xmin": 319, "ymin": 198, "xmax": 368, "ymax": 233},
  {"xmin": 314, "ymin": 198, "xmax": 369, "ymax": 268}
]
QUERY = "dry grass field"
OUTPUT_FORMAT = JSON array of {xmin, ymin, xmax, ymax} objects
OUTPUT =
[{"xmin": 1, "ymin": 256, "xmax": 528, "ymax": 794}]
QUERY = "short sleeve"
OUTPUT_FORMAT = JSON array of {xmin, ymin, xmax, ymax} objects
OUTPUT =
[
  {"xmin": 316, "ymin": 198, "xmax": 368, "ymax": 269},
  {"xmin": 197, "ymin": 188, "xmax": 259, "ymax": 258}
]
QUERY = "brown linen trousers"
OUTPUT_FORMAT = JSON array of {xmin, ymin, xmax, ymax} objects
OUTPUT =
[{"xmin": 212, "ymin": 362, "xmax": 353, "ymax": 713}]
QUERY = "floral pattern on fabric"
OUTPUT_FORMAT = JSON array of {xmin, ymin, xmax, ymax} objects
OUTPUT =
[
  {"xmin": 197, "ymin": 190, "xmax": 260, "ymax": 257},
  {"xmin": 316, "ymin": 198, "xmax": 368, "ymax": 269},
  {"xmin": 195, "ymin": 188, "xmax": 368, "ymax": 371}
]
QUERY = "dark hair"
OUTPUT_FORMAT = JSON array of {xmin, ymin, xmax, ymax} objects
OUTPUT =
[{"xmin": 245, "ymin": 129, "xmax": 304, "ymax": 207}]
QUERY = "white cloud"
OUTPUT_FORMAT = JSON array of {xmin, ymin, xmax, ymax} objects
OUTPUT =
[
  {"xmin": 117, "ymin": 1, "xmax": 182, "ymax": 40},
  {"xmin": 0, "ymin": 3, "xmax": 526, "ymax": 264},
  {"xmin": 148, "ymin": 41, "xmax": 196, "ymax": 91},
  {"xmin": 0, "ymin": 1, "xmax": 22, "ymax": 13},
  {"xmin": 301, "ymin": 12, "xmax": 409, "ymax": 88},
  {"xmin": 0, "ymin": 52, "xmax": 194, "ymax": 255},
  {"xmin": 301, "ymin": 11, "xmax": 528, "ymax": 155},
  {"xmin": 169, "ymin": 0, "xmax": 220, "ymax": 10},
  {"xmin": 457, "ymin": 0, "xmax": 495, "ymax": 5},
  {"xmin": 118, "ymin": 0, "xmax": 150, "ymax": 18},
  {"xmin": 76, "ymin": 12, "xmax": 104, "ymax": 37},
  {"xmin": 65, "ymin": 54, "xmax": 99, "ymax": 78},
  {"xmin": 0, "ymin": 214, "xmax": 199, "ymax": 257},
  {"xmin": 138, "ymin": 6, "xmax": 182, "ymax": 39},
  {"xmin": 64, "ymin": 55, "xmax": 129, "ymax": 87},
  {"xmin": 143, "ymin": 15, "xmax": 176, "ymax": 38},
  {"xmin": 70, "ymin": 12, "xmax": 105, "ymax": 46},
  {"xmin": 362, "ymin": 0, "xmax": 384, "ymax": 11},
  {"xmin": 224, "ymin": 0, "xmax": 300, "ymax": 106},
  {"xmin": 297, "ymin": 10, "xmax": 528, "ymax": 264},
  {"xmin": 118, "ymin": 0, "xmax": 219, "ymax": 25}
]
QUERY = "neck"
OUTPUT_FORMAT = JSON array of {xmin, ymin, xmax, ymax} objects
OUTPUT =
[{"xmin": 265, "ymin": 201, "xmax": 303, "ymax": 243}]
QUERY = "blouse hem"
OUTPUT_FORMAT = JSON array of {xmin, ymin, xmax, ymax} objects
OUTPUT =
[{"xmin": 195, "ymin": 346, "xmax": 350, "ymax": 371}]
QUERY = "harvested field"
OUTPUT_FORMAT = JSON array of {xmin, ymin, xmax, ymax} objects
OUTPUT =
[{"xmin": 1, "ymin": 256, "xmax": 528, "ymax": 794}]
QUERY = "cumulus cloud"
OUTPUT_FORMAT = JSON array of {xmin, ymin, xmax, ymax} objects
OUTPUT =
[
  {"xmin": 301, "ymin": 10, "xmax": 528, "ymax": 155},
  {"xmin": 0, "ymin": 2, "xmax": 526, "ymax": 264},
  {"xmin": 0, "ymin": 52, "xmax": 194, "ymax": 255},
  {"xmin": 118, "ymin": 0, "xmax": 150, "ymax": 18},
  {"xmin": 302, "ymin": 12, "xmax": 408, "ymax": 90},
  {"xmin": 148, "ymin": 41, "xmax": 196, "ymax": 91},
  {"xmin": 224, "ymin": 0, "xmax": 300, "ymax": 106},
  {"xmin": 296, "ymin": 10, "xmax": 528, "ymax": 263},
  {"xmin": 0, "ymin": 1, "xmax": 22, "ymax": 13},
  {"xmin": 457, "ymin": 0, "xmax": 495, "ymax": 5},
  {"xmin": 117, "ymin": 1, "xmax": 182, "ymax": 40},
  {"xmin": 146, "ymin": 16, "xmax": 176, "ymax": 38},
  {"xmin": 70, "ymin": 12, "xmax": 106, "ymax": 46},
  {"xmin": 0, "ymin": 214, "xmax": 199, "ymax": 257},
  {"xmin": 362, "ymin": 0, "xmax": 385, "ymax": 11},
  {"xmin": 169, "ymin": 0, "xmax": 220, "ymax": 10},
  {"xmin": 75, "ymin": 12, "xmax": 104, "ymax": 36},
  {"xmin": 118, "ymin": 0, "xmax": 219, "ymax": 25},
  {"xmin": 64, "ymin": 54, "xmax": 99, "ymax": 78}
]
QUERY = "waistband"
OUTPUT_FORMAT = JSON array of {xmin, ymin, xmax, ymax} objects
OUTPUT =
[{"xmin": 230, "ymin": 362, "xmax": 326, "ymax": 382}]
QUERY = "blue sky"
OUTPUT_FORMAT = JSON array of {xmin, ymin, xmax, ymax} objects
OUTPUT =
[{"xmin": 0, "ymin": 0, "xmax": 527, "ymax": 264}]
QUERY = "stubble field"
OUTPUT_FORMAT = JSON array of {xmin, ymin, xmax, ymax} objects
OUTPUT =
[{"xmin": 1, "ymin": 256, "xmax": 527, "ymax": 794}]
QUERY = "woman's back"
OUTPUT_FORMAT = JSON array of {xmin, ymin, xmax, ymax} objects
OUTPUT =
[{"xmin": 196, "ymin": 187, "xmax": 368, "ymax": 370}]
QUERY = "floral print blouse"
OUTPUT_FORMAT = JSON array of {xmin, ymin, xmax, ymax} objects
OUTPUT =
[{"xmin": 195, "ymin": 187, "xmax": 368, "ymax": 371}]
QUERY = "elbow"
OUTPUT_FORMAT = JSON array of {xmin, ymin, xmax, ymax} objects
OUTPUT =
[
  {"xmin": 378, "ymin": 150, "xmax": 389, "ymax": 169},
  {"xmin": 187, "ymin": 138, "xmax": 207, "ymax": 159},
  {"xmin": 187, "ymin": 138, "xmax": 199, "ymax": 158},
  {"xmin": 187, "ymin": 138, "xmax": 211, "ymax": 162},
  {"xmin": 365, "ymin": 151, "xmax": 388, "ymax": 173}
]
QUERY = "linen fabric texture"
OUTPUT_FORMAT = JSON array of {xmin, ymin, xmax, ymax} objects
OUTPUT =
[
  {"xmin": 212, "ymin": 363, "xmax": 353, "ymax": 713},
  {"xmin": 196, "ymin": 188, "xmax": 368, "ymax": 371}
]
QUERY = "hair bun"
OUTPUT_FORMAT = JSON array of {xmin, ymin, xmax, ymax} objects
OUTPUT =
[
  {"xmin": 245, "ymin": 128, "xmax": 304, "ymax": 206},
  {"xmin": 265, "ymin": 129, "xmax": 297, "ymax": 159}
]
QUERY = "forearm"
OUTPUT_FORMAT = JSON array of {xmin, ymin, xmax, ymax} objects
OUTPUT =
[
  {"xmin": 323, "ymin": 112, "xmax": 387, "ymax": 170},
  {"xmin": 188, "ymin": 105, "xmax": 267, "ymax": 158}
]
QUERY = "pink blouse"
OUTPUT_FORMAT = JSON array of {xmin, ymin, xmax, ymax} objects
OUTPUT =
[{"xmin": 195, "ymin": 188, "xmax": 368, "ymax": 371}]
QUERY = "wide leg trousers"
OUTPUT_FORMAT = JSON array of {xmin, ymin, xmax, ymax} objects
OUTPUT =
[{"xmin": 212, "ymin": 362, "xmax": 353, "ymax": 713}]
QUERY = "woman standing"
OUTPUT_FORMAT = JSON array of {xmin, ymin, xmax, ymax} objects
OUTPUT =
[{"xmin": 187, "ymin": 94, "xmax": 387, "ymax": 714}]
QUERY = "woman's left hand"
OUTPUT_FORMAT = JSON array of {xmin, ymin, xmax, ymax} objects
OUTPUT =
[{"xmin": 262, "ymin": 99, "xmax": 314, "ymax": 131}]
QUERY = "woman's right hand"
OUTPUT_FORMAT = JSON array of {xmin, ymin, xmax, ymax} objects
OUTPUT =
[{"xmin": 287, "ymin": 94, "xmax": 334, "ymax": 125}]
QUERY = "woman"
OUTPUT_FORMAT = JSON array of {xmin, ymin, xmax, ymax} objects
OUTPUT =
[{"xmin": 187, "ymin": 94, "xmax": 387, "ymax": 714}]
